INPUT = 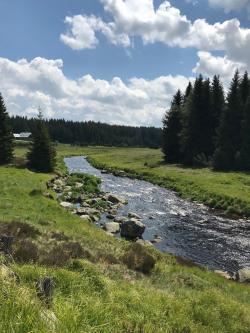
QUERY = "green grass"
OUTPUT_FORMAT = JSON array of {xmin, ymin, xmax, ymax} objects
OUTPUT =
[{"xmin": 0, "ymin": 144, "xmax": 249, "ymax": 332}]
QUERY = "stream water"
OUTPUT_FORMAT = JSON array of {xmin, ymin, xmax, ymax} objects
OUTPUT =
[{"xmin": 65, "ymin": 156, "xmax": 250, "ymax": 274}]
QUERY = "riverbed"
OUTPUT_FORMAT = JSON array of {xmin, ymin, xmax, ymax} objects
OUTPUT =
[{"xmin": 65, "ymin": 156, "xmax": 250, "ymax": 274}]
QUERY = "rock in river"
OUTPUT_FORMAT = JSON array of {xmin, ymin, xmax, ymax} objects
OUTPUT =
[
  {"xmin": 128, "ymin": 212, "xmax": 141, "ymax": 219},
  {"xmin": 120, "ymin": 218, "xmax": 145, "ymax": 239},
  {"xmin": 107, "ymin": 194, "xmax": 126, "ymax": 205}
]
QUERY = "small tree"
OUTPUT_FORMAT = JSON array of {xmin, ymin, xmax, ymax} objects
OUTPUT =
[
  {"xmin": 27, "ymin": 109, "xmax": 56, "ymax": 172},
  {"xmin": 162, "ymin": 90, "xmax": 183, "ymax": 163},
  {"xmin": 0, "ymin": 93, "xmax": 13, "ymax": 164}
]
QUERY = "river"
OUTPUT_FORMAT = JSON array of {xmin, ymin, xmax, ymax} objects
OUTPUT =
[{"xmin": 65, "ymin": 156, "xmax": 250, "ymax": 274}]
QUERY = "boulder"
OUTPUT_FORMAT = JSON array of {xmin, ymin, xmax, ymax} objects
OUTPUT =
[
  {"xmin": 120, "ymin": 218, "xmax": 145, "ymax": 239},
  {"xmin": 214, "ymin": 270, "xmax": 232, "ymax": 280},
  {"xmin": 91, "ymin": 215, "xmax": 100, "ymax": 223},
  {"xmin": 114, "ymin": 216, "xmax": 128, "ymax": 224},
  {"xmin": 107, "ymin": 194, "xmax": 126, "ymax": 205},
  {"xmin": 128, "ymin": 212, "xmax": 141, "ymax": 219},
  {"xmin": 79, "ymin": 215, "xmax": 92, "ymax": 223},
  {"xmin": 238, "ymin": 268, "xmax": 250, "ymax": 283},
  {"xmin": 106, "ymin": 214, "xmax": 115, "ymax": 220},
  {"xmin": 60, "ymin": 202, "xmax": 73, "ymax": 209},
  {"xmin": 104, "ymin": 222, "xmax": 120, "ymax": 234}
]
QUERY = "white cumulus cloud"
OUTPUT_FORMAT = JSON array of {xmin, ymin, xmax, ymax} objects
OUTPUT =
[
  {"xmin": 0, "ymin": 56, "xmax": 191, "ymax": 126},
  {"xmin": 60, "ymin": 0, "xmax": 250, "ymax": 74},
  {"xmin": 193, "ymin": 51, "xmax": 247, "ymax": 83}
]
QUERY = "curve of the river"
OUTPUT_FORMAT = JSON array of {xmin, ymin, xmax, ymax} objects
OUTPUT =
[{"xmin": 65, "ymin": 156, "xmax": 250, "ymax": 274}]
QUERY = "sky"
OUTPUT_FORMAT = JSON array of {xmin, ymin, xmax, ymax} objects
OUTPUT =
[{"xmin": 0, "ymin": 0, "xmax": 250, "ymax": 127}]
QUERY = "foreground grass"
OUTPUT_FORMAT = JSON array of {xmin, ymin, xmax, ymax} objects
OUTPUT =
[{"xmin": 0, "ymin": 144, "xmax": 249, "ymax": 332}]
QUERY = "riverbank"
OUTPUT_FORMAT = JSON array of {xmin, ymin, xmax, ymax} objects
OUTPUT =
[
  {"xmin": 69, "ymin": 146, "xmax": 250, "ymax": 219},
  {"xmin": 0, "ymin": 144, "xmax": 249, "ymax": 332}
]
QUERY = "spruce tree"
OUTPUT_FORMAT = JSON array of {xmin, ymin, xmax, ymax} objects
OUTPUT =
[
  {"xmin": 184, "ymin": 82, "xmax": 193, "ymax": 103},
  {"xmin": 213, "ymin": 71, "xmax": 241, "ymax": 170},
  {"xmin": 0, "ymin": 93, "xmax": 13, "ymax": 165},
  {"xmin": 27, "ymin": 109, "xmax": 56, "ymax": 172},
  {"xmin": 162, "ymin": 90, "xmax": 183, "ymax": 163},
  {"xmin": 237, "ymin": 96, "xmax": 250, "ymax": 170},
  {"xmin": 181, "ymin": 75, "xmax": 212, "ymax": 165},
  {"xmin": 239, "ymin": 71, "xmax": 249, "ymax": 106},
  {"xmin": 211, "ymin": 76, "xmax": 225, "ymax": 151}
]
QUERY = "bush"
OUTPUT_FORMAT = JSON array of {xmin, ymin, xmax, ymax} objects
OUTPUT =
[{"xmin": 122, "ymin": 243, "xmax": 156, "ymax": 274}]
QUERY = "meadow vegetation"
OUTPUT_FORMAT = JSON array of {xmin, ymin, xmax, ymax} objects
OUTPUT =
[{"xmin": 0, "ymin": 143, "xmax": 250, "ymax": 332}]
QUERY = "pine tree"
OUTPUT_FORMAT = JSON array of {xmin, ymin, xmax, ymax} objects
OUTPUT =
[
  {"xmin": 210, "ymin": 76, "xmax": 225, "ymax": 151},
  {"xmin": 162, "ymin": 90, "xmax": 183, "ymax": 163},
  {"xmin": 237, "ymin": 97, "xmax": 250, "ymax": 170},
  {"xmin": 0, "ymin": 93, "xmax": 13, "ymax": 165},
  {"xmin": 213, "ymin": 71, "xmax": 241, "ymax": 170},
  {"xmin": 27, "ymin": 109, "xmax": 56, "ymax": 172}
]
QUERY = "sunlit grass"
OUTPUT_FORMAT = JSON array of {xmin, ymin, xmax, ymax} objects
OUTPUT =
[{"xmin": 0, "ymin": 144, "xmax": 249, "ymax": 332}]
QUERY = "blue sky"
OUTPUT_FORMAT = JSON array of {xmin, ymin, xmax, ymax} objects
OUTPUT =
[{"xmin": 0, "ymin": 0, "xmax": 250, "ymax": 126}]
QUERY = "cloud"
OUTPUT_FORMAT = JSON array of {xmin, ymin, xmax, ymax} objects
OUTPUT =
[
  {"xmin": 193, "ymin": 51, "xmax": 247, "ymax": 83},
  {"xmin": 0, "ymin": 56, "xmax": 191, "ymax": 126},
  {"xmin": 60, "ymin": 0, "xmax": 250, "ymax": 72},
  {"xmin": 208, "ymin": 0, "xmax": 250, "ymax": 14},
  {"xmin": 60, "ymin": 14, "xmax": 130, "ymax": 49}
]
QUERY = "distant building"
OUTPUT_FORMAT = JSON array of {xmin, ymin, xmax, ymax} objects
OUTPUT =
[{"xmin": 13, "ymin": 132, "xmax": 32, "ymax": 140}]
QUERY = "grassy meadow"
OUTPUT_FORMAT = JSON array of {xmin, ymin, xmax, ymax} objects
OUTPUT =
[{"xmin": 0, "ymin": 143, "xmax": 249, "ymax": 332}]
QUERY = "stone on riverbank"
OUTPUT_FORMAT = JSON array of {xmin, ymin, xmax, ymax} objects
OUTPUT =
[
  {"xmin": 120, "ymin": 218, "xmax": 145, "ymax": 239},
  {"xmin": 104, "ymin": 222, "xmax": 120, "ymax": 234},
  {"xmin": 238, "ymin": 268, "xmax": 250, "ymax": 283},
  {"xmin": 60, "ymin": 202, "xmax": 73, "ymax": 209},
  {"xmin": 214, "ymin": 270, "xmax": 232, "ymax": 280},
  {"xmin": 79, "ymin": 215, "xmax": 92, "ymax": 223}
]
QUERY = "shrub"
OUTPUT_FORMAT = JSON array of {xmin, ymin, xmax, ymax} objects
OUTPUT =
[{"xmin": 122, "ymin": 243, "xmax": 156, "ymax": 274}]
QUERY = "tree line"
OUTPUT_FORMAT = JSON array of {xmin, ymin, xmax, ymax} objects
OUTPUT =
[
  {"xmin": 162, "ymin": 71, "xmax": 250, "ymax": 171},
  {"xmin": 10, "ymin": 116, "xmax": 162, "ymax": 148}
]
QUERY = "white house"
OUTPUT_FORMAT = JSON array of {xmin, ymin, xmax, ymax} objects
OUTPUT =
[{"xmin": 13, "ymin": 132, "xmax": 32, "ymax": 140}]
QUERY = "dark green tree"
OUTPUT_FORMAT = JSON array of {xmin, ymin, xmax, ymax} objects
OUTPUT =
[
  {"xmin": 237, "ymin": 97, "xmax": 250, "ymax": 170},
  {"xmin": 210, "ymin": 75, "xmax": 225, "ymax": 150},
  {"xmin": 162, "ymin": 90, "xmax": 183, "ymax": 163},
  {"xmin": 27, "ymin": 109, "xmax": 56, "ymax": 172},
  {"xmin": 181, "ymin": 75, "xmax": 212, "ymax": 165},
  {"xmin": 184, "ymin": 82, "xmax": 193, "ymax": 103},
  {"xmin": 0, "ymin": 93, "xmax": 13, "ymax": 164},
  {"xmin": 213, "ymin": 70, "xmax": 241, "ymax": 170},
  {"xmin": 239, "ymin": 71, "xmax": 249, "ymax": 106}
]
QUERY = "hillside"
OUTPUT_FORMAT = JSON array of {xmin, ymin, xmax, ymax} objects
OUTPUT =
[{"xmin": 0, "ymin": 144, "xmax": 249, "ymax": 332}]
